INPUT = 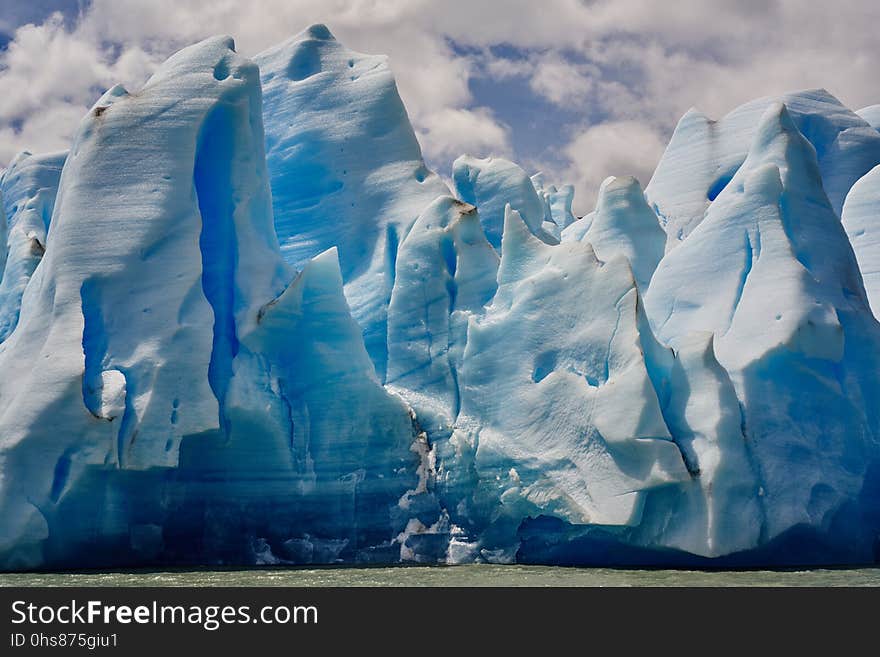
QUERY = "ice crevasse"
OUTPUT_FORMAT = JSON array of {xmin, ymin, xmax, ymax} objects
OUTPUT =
[{"xmin": 1, "ymin": 25, "xmax": 880, "ymax": 569}]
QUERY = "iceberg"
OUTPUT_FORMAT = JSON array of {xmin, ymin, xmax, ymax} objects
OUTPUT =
[
  {"xmin": 386, "ymin": 196, "xmax": 498, "ymax": 439},
  {"xmin": 1, "ymin": 26, "xmax": 880, "ymax": 569},
  {"xmin": 448, "ymin": 207, "xmax": 689, "ymax": 559},
  {"xmin": 387, "ymin": 197, "xmax": 691, "ymax": 561}
]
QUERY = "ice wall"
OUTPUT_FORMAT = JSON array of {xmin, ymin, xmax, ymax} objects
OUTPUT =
[
  {"xmin": 2, "ymin": 28, "xmax": 880, "ymax": 570},
  {"xmin": 256, "ymin": 24, "xmax": 449, "ymax": 379},
  {"xmin": 648, "ymin": 90, "xmax": 880, "ymax": 250}
]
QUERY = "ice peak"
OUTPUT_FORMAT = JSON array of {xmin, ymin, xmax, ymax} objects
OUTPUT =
[
  {"xmin": 139, "ymin": 34, "xmax": 258, "ymax": 98},
  {"xmin": 92, "ymin": 84, "xmax": 129, "ymax": 111},
  {"xmin": 302, "ymin": 23, "xmax": 335, "ymax": 41},
  {"xmin": 582, "ymin": 175, "xmax": 664, "ymax": 292},
  {"xmin": 7, "ymin": 150, "xmax": 33, "ymax": 168},
  {"xmin": 501, "ymin": 204, "xmax": 543, "ymax": 252},
  {"xmin": 681, "ymin": 106, "xmax": 713, "ymax": 124},
  {"xmin": 751, "ymin": 102, "xmax": 802, "ymax": 151},
  {"xmin": 663, "ymin": 106, "xmax": 714, "ymax": 142},
  {"xmin": 453, "ymin": 155, "xmax": 549, "ymax": 249},
  {"xmin": 301, "ymin": 245, "xmax": 345, "ymax": 289},
  {"xmin": 596, "ymin": 175, "xmax": 647, "ymax": 208},
  {"xmin": 255, "ymin": 27, "xmax": 448, "ymax": 380},
  {"xmin": 496, "ymin": 204, "xmax": 548, "ymax": 288},
  {"xmin": 857, "ymin": 104, "xmax": 880, "ymax": 131},
  {"xmin": 648, "ymin": 88, "xmax": 880, "ymax": 251},
  {"xmin": 258, "ymin": 247, "xmax": 347, "ymax": 330},
  {"xmin": 260, "ymin": 23, "xmax": 340, "ymax": 74}
]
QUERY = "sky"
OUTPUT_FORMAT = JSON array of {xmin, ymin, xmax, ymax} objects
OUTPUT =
[{"xmin": 0, "ymin": 0, "xmax": 878, "ymax": 214}]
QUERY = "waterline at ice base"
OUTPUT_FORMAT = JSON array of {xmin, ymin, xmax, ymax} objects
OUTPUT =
[{"xmin": 3, "ymin": 25, "xmax": 880, "ymax": 570}]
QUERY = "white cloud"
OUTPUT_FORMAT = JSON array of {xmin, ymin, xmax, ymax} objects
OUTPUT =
[
  {"xmin": 0, "ymin": 103, "xmax": 86, "ymax": 160},
  {"xmin": 0, "ymin": 0, "xmax": 514, "ymax": 167},
  {"xmin": 478, "ymin": 52, "xmax": 598, "ymax": 107},
  {"xmin": 0, "ymin": 11, "xmax": 163, "ymax": 161},
  {"xmin": 482, "ymin": 55, "xmax": 532, "ymax": 80},
  {"xmin": 562, "ymin": 121, "xmax": 668, "ymax": 215},
  {"xmin": 0, "ymin": 0, "xmax": 878, "ymax": 212},
  {"xmin": 0, "ymin": 16, "xmax": 107, "ymax": 126},
  {"xmin": 528, "ymin": 55, "xmax": 597, "ymax": 107},
  {"xmin": 416, "ymin": 107, "xmax": 512, "ymax": 162}
]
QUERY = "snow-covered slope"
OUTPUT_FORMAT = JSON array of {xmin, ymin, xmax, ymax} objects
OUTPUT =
[{"xmin": 1, "ymin": 29, "xmax": 880, "ymax": 569}]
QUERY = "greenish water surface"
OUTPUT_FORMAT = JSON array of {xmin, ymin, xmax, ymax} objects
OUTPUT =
[{"xmin": 2, "ymin": 564, "xmax": 879, "ymax": 587}]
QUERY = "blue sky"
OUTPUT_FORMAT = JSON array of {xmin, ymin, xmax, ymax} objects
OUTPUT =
[
  {"xmin": 0, "ymin": 0, "xmax": 78, "ymax": 45},
  {"xmin": 1, "ymin": 0, "xmax": 878, "ymax": 213}
]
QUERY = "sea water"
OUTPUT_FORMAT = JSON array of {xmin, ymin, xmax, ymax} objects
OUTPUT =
[{"xmin": 2, "ymin": 565, "xmax": 879, "ymax": 587}]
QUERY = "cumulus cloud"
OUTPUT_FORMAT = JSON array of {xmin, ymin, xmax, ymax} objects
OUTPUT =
[
  {"xmin": 0, "ymin": 0, "xmax": 513, "ymax": 166},
  {"xmin": 562, "ymin": 121, "xmax": 668, "ymax": 215},
  {"xmin": 528, "ymin": 56, "xmax": 598, "ymax": 107},
  {"xmin": 0, "ymin": 15, "xmax": 104, "ymax": 160},
  {"xmin": 0, "ymin": 0, "xmax": 878, "ymax": 211},
  {"xmin": 416, "ymin": 107, "xmax": 512, "ymax": 162},
  {"xmin": 0, "ymin": 10, "xmax": 161, "ymax": 161}
]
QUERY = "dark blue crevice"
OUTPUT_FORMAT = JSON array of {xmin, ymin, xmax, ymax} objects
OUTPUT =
[
  {"xmin": 49, "ymin": 448, "xmax": 75, "ymax": 503},
  {"xmin": 707, "ymin": 169, "xmax": 737, "ymax": 201},
  {"xmin": 385, "ymin": 223, "xmax": 399, "ymax": 290},
  {"xmin": 80, "ymin": 279, "xmax": 108, "ymax": 419},
  {"xmin": 440, "ymin": 232, "xmax": 458, "ymax": 312},
  {"xmin": 727, "ymin": 231, "xmax": 755, "ymax": 332},
  {"xmin": 115, "ymin": 366, "xmax": 137, "ymax": 466},
  {"xmin": 80, "ymin": 278, "xmax": 137, "ymax": 465},
  {"xmin": 195, "ymin": 105, "xmax": 240, "ymax": 425}
]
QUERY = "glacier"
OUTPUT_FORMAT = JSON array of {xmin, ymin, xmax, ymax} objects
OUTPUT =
[
  {"xmin": 644, "ymin": 103, "xmax": 880, "ymax": 560},
  {"xmin": 0, "ymin": 150, "xmax": 66, "ymax": 342},
  {"xmin": 843, "ymin": 164, "xmax": 880, "ymax": 317},
  {"xmin": 1, "ymin": 24, "xmax": 880, "ymax": 570},
  {"xmin": 254, "ymin": 24, "xmax": 449, "ymax": 379},
  {"xmin": 858, "ymin": 105, "xmax": 880, "ymax": 132},
  {"xmin": 562, "ymin": 175, "xmax": 665, "ymax": 293},
  {"xmin": 452, "ymin": 155, "xmax": 559, "ymax": 248},
  {"xmin": 647, "ymin": 89, "xmax": 880, "ymax": 251}
]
